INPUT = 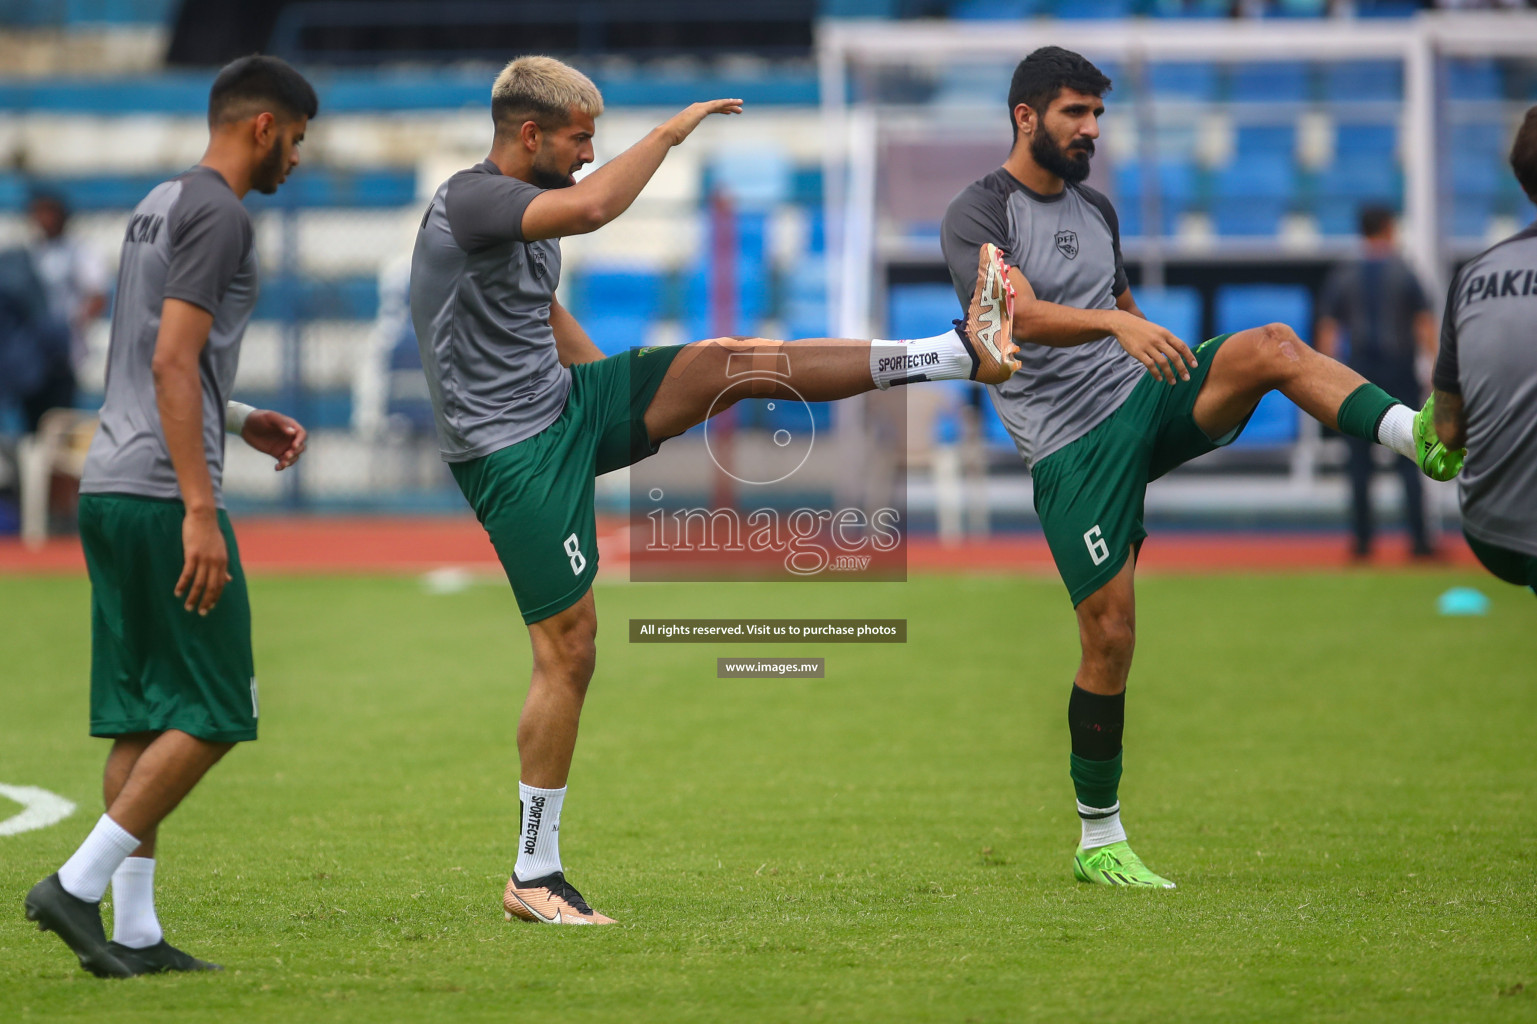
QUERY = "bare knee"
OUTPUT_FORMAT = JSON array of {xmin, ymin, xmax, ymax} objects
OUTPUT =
[
  {"xmin": 531, "ymin": 604, "xmax": 598, "ymax": 689},
  {"xmin": 1079, "ymin": 606, "xmax": 1136, "ymax": 669},
  {"xmin": 1239, "ymin": 322, "xmax": 1308, "ymax": 386}
]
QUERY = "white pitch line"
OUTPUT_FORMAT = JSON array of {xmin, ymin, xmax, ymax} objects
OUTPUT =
[{"xmin": 0, "ymin": 784, "xmax": 77, "ymax": 836}]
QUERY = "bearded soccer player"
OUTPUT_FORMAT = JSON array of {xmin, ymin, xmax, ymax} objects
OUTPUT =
[
  {"xmin": 411, "ymin": 55, "xmax": 1019, "ymax": 925},
  {"xmin": 941, "ymin": 47, "xmax": 1461, "ymax": 888},
  {"xmin": 1431, "ymin": 105, "xmax": 1537, "ymax": 595},
  {"xmin": 24, "ymin": 56, "xmax": 314, "ymax": 976}
]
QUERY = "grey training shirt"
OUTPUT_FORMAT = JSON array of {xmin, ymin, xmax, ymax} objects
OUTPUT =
[
  {"xmin": 942, "ymin": 168, "xmax": 1141, "ymax": 467},
  {"xmin": 1433, "ymin": 221, "xmax": 1537, "ymax": 556},
  {"xmin": 409, "ymin": 160, "xmax": 571, "ymax": 462},
  {"xmin": 81, "ymin": 165, "xmax": 257, "ymax": 506}
]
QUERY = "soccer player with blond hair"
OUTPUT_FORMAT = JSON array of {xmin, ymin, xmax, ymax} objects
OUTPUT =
[{"xmin": 411, "ymin": 55, "xmax": 1020, "ymax": 924}]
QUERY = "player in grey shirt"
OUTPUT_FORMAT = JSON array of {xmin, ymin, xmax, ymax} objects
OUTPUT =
[
  {"xmin": 27, "ymin": 56, "xmax": 314, "ymax": 979},
  {"xmin": 1433, "ymin": 106, "xmax": 1537, "ymax": 594},
  {"xmin": 941, "ymin": 47, "xmax": 1462, "ymax": 889},
  {"xmin": 411, "ymin": 56, "xmax": 1020, "ymax": 925}
]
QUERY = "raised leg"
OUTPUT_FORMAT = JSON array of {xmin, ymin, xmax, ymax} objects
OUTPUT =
[{"xmin": 1192, "ymin": 322, "xmax": 1370, "ymax": 440}]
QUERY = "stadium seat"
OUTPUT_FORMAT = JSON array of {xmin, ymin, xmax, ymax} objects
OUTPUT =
[
  {"xmin": 1332, "ymin": 121, "xmax": 1397, "ymax": 161},
  {"xmin": 1214, "ymin": 284, "xmax": 1312, "ymax": 446},
  {"xmin": 578, "ymin": 314, "xmax": 654, "ymax": 358},
  {"xmin": 1113, "ymin": 160, "xmax": 1197, "ymax": 238},
  {"xmin": 1133, "ymin": 287, "xmax": 1202, "ymax": 345},
  {"xmin": 1322, "ymin": 61, "xmax": 1402, "ymax": 102},
  {"xmin": 1228, "ymin": 63, "xmax": 1310, "ymax": 103},
  {"xmin": 1445, "ymin": 58, "xmax": 1503, "ymax": 101},
  {"xmin": 1052, "ymin": 0, "xmax": 1135, "ymax": 18},
  {"xmin": 1211, "ymin": 155, "xmax": 1295, "ymax": 236},
  {"xmin": 782, "ymin": 257, "xmax": 829, "ymax": 340},
  {"xmin": 569, "ymin": 268, "xmax": 667, "ymax": 324},
  {"xmin": 706, "ymin": 147, "xmax": 793, "ymax": 211},
  {"xmin": 1147, "ymin": 62, "xmax": 1220, "ymax": 101},
  {"xmin": 887, "ymin": 284, "xmax": 960, "ymax": 342},
  {"xmin": 1233, "ymin": 124, "xmax": 1297, "ymax": 160},
  {"xmin": 948, "ymin": 0, "xmax": 1046, "ymax": 18}
]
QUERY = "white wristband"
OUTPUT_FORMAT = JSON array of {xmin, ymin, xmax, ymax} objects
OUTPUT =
[{"xmin": 225, "ymin": 401, "xmax": 256, "ymax": 434}]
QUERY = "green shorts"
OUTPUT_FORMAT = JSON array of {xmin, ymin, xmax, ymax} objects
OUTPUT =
[
  {"xmin": 451, "ymin": 346, "xmax": 684, "ymax": 624},
  {"xmin": 80, "ymin": 493, "xmax": 257, "ymax": 743},
  {"xmin": 1032, "ymin": 334, "xmax": 1250, "ymax": 606},
  {"xmin": 1464, "ymin": 530, "xmax": 1537, "ymax": 595}
]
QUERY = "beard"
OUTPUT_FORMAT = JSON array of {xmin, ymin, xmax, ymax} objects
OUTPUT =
[
  {"xmin": 251, "ymin": 140, "xmax": 286, "ymax": 195},
  {"xmin": 1031, "ymin": 130, "xmax": 1094, "ymax": 184},
  {"xmin": 530, "ymin": 151, "xmax": 576, "ymax": 190}
]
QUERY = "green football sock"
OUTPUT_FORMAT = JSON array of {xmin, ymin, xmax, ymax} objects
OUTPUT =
[
  {"xmin": 1069, "ymin": 751, "xmax": 1123, "ymax": 810},
  {"xmin": 1335, "ymin": 383, "xmax": 1400, "ymax": 443}
]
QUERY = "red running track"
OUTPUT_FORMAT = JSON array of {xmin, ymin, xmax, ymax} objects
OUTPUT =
[{"xmin": 0, "ymin": 516, "xmax": 1480, "ymax": 577}]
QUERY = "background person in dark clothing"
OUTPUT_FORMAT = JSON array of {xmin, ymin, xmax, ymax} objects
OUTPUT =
[{"xmin": 1316, "ymin": 205, "xmax": 1439, "ymax": 559}]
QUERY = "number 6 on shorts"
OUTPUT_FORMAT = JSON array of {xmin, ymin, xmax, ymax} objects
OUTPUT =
[
  {"xmin": 564, "ymin": 533, "xmax": 587, "ymax": 576},
  {"xmin": 1083, "ymin": 525, "xmax": 1109, "ymax": 566}
]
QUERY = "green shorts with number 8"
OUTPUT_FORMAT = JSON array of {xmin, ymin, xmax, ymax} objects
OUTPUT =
[
  {"xmin": 450, "ymin": 345, "xmax": 684, "ymax": 624},
  {"xmin": 1031, "ymin": 334, "xmax": 1250, "ymax": 607}
]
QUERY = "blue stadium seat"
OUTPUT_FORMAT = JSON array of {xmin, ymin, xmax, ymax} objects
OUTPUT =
[
  {"xmin": 685, "ymin": 210, "xmax": 771, "ymax": 338},
  {"xmin": 253, "ymin": 277, "xmax": 378, "ymax": 321},
  {"xmin": 569, "ymin": 268, "xmax": 666, "ymax": 323},
  {"xmin": 1323, "ymin": 61, "xmax": 1402, "ymax": 101},
  {"xmin": 1449, "ymin": 201, "xmax": 1495, "ymax": 242},
  {"xmin": 1212, "ymin": 155, "xmax": 1294, "ymax": 236},
  {"xmin": 782, "ymin": 257, "xmax": 829, "ymax": 340},
  {"xmin": 1332, "ymin": 121, "xmax": 1397, "ymax": 161},
  {"xmin": 1146, "ymin": 0, "xmax": 1235, "ymax": 16},
  {"xmin": 1233, "ymin": 124, "xmax": 1297, "ymax": 160},
  {"xmin": 1113, "ymin": 160, "xmax": 1196, "ymax": 237},
  {"xmin": 1353, "ymin": 0, "xmax": 1419, "ymax": 16},
  {"xmin": 706, "ymin": 148, "xmax": 792, "ymax": 211},
  {"xmin": 949, "ymin": 0, "xmax": 1046, "ymax": 18},
  {"xmin": 579, "ymin": 315, "xmax": 653, "ymax": 358},
  {"xmin": 887, "ymin": 284, "xmax": 960, "ymax": 341},
  {"xmin": 1445, "ymin": 58, "xmax": 1503, "ymax": 101},
  {"xmin": 1327, "ymin": 154, "xmax": 1402, "ymax": 200},
  {"xmin": 1214, "ymin": 284, "xmax": 1312, "ymax": 446},
  {"xmin": 1147, "ymin": 62, "xmax": 1220, "ymax": 101},
  {"xmin": 1229, "ymin": 63, "xmax": 1310, "ymax": 103},
  {"xmin": 1133, "ymin": 287, "xmax": 1202, "ymax": 344},
  {"xmin": 1052, "ymin": 0, "xmax": 1135, "ymax": 18}
]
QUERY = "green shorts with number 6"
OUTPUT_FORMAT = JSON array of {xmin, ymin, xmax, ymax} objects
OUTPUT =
[
  {"xmin": 1032, "ymin": 334, "xmax": 1251, "ymax": 607},
  {"xmin": 81, "ymin": 493, "xmax": 257, "ymax": 742},
  {"xmin": 451, "ymin": 345, "xmax": 684, "ymax": 625}
]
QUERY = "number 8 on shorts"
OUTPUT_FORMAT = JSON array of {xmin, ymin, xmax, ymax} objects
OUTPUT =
[{"xmin": 564, "ymin": 534, "xmax": 587, "ymax": 575}]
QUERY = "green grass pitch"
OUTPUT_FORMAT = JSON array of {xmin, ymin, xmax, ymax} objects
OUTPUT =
[{"xmin": 1, "ymin": 569, "xmax": 1533, "ymax": 1022}]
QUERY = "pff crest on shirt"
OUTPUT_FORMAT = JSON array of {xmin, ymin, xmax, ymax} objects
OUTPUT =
[{"xmin": 1055, "ymin": 229, "xmax": 1079, "ymax": 260}]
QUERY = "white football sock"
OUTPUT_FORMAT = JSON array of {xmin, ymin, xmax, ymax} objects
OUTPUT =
[
  {"xmin": 515, "ymin": 782, "xmax": 565, "ymax": 881},
  {"xmin": 1376, "ymin": 403, "xmax": 1417, "ymax": 460},
  {"xmin": 1078, "ymin": 801, "xmax": 1128, "ymax": 850},
  {"xmin": 110, "ymin": 857, "xmax": 163, "ymax": 949},
  {"xmin": 58, "ymin": 814, "xmax": 141, "ymax": 903},
  {"xmin": 869, "ymin": 330, "xmax": 974, "ymax": 390}
]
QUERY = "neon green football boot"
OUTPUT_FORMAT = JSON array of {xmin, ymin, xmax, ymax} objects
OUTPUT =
[
  {"xmin": 1073, "ymin": 841, "xmax": 1176, "ymax": 889},
  {"xmin": 1412, "ymin": 395, "xmax": 1465, "ymax": 482}
]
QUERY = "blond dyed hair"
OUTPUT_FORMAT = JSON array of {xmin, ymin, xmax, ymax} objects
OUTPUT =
[{"xmin": 491, "ymin": 55, "xmax": 604, "ymax": 137}]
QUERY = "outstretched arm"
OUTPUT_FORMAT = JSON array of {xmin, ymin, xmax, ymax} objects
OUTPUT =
[
  {"xmin": 521, "ymin": 100, "xmax": 743, "ymax": 241},
  {"xmin": 1006, "ymin": 267, "xmax": 1196, "ymax": 385}
]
